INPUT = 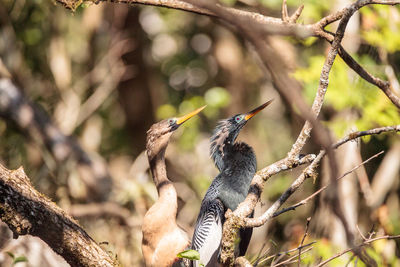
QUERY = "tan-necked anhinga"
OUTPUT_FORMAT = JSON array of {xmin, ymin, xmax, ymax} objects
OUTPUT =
[
  {"xmin": 191, "ymin": 100, "xmax": 273, "ymax": 266},
  {"xmin": 142, "ymin": 106, "xmax": 205, "ymax": 267}
]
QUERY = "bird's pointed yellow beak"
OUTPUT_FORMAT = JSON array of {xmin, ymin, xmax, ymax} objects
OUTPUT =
[
  {"xmin": 176, "ymin": 105, "xmax": 206, "ymax": 125},
  {"xmin": 244, "ymin": 99, "xmax": 273, "ymax": 121}
]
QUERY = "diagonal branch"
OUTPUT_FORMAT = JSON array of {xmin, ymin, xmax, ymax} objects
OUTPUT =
[
  {"xmin": 317, "ymin": 31, "xmax": 400, "ymax": 109},
  {"xmin": 0, "ymin": 164, "xmax": 117, "ymax": 267},
  {"xmin": 338, "ymin": 47, "xmax": 400, "ymax": 108}
]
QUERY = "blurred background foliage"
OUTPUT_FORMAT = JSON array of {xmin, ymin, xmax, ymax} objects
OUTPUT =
[{"xmin": 0, "ymin": 0, "xmax": 399, "ymax": 266}]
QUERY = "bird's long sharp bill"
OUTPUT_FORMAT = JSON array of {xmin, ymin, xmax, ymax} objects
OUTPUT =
[
  {"xmin": 244, "ymin": 99, "xmax": 273, "ymax": 121},
  {"xmin": 176, "ymin": 105, "xmax": 206, "ymax": 125}
]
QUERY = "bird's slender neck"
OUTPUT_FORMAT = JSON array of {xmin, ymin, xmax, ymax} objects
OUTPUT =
[
  {"xmin": 148, "ymin": 146, "xmax": 171, "ymax": 192},
  {"xmin": 146, "ymin": 131, "xmax": 174, "ymax": 194}
]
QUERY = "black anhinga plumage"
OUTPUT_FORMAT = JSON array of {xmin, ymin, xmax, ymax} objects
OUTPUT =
[{"xmin": 191, "ymin": 100, "xmax": 273, "ymax": 266}]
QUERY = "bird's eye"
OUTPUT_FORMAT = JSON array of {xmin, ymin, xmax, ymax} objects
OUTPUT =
[
  {"xmin": 234, "ymin": 115, "xmax": 243, "ymax": 123},
  {"xmin": 168, "ymin": 118, "xmax": 176, "ymax": 125}
]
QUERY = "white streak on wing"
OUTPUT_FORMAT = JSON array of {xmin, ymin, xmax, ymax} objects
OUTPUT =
[
  {"xmin": 192, "ymin": 199, "xmax": 224, "ymax": 267},
  {"xmin": 195, "ymin": 216, "xmax": 222, "ymax": 266}
]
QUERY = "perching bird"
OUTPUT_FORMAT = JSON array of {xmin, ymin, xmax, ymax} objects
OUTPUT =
[
  {"xmin": 191, "ymin": 100, "xmax": 273, "ymax": 266},
  {"xmin": 142, "ymin": 106, "xmax": 206, "ymax": 267}
]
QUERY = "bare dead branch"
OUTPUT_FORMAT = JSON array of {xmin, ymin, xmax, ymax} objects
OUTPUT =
[
  {"xmin": 281, "ymin": 0, "xmax": 289, "ymax": 22},
  {"xmin": 298, "ymin": 217, "xmax": 311, "ymax": 267},
  {"xmin": 337, "ymin": 46, "xmax": 400, "ymax": 109},
  {"xmin": 334, "ymin": 125, "xmax": 400, "ymax": 148},
  {"xmin": 289, "ymin": 4, "xmax": 305, "ymax": 23},
  {"xmin": 356, "ymin": 224, "xmax": 368, "ymax": 241},
  {"xmin": 244, "ymin": 151, "xmax": 323, "ymax": 228},
  {"xmin": 0, "ymin": 164, "xmax": 117, "ymax": 267}
]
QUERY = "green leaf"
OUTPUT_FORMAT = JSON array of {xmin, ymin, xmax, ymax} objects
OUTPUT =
[
  {"xmin": 176, "ymin": 249, "xmax": 200, "ymax": 260},
  {"xmin": 6, "ymin": 252, "xmax": 15, "ymax": 259},
  {"xmin": 13, "ymin": 256, "xmax": 28, "ymax": 264}
]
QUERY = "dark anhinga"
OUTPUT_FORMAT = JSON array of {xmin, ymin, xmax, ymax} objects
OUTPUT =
[
  {"xmin": 142, "ymin": 106, "xmax": 205, "ymax": 267},
  {"xmin": 191, "ymin": 100, "xmax": 273, "ymax": 266}
]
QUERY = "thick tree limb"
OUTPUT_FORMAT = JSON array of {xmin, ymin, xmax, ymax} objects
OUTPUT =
[{"xmin": 0, "ymin": 164, "xmax": 117, "ymax": 267}]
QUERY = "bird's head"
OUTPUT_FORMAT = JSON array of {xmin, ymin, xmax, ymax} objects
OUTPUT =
[
  {"xmin": 210, "ymin": 99, "xmax": 273, "ymax": 167},
  {"xmin": 146, "ymin": 105, "xmax": 206, "ymax": 160}
]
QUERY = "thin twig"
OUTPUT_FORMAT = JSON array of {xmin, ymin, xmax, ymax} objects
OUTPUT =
[
  {"xmin": 356, "ymin": 225, "xmax": 367, "ymax": 241},
  {"xmin": 281, "ymin": 0, "xmax": 289, "ymax": 22},
  {"xmin": 257, "ymin": 241, "xmax": 316, "ymax": 265},
  {"xmin": 298, "ymin": 217, "xmax": 311, "ymax": 267},
  {"xmin": 289, "ymin": 4, "xmax": 305, "ymax": 23},
  {"xmin": 273, "ymin": 247, "xmax": 313, "ymax": 267}
]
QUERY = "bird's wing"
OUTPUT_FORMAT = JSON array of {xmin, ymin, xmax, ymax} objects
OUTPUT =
[{"xmin": 191, "ymin": 198, "xmax": 225, "ymax": 267}]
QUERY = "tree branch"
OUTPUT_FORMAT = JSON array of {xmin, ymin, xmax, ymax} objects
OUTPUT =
[
  {"xmin": 244, "ymin": 125, "xmax": 399, "ymax": 228},
  {"xmin": 0, "ymin": 164, "xmax": 117, "ymax": 267},
  {"xmin": 273, "ymin": 151, "xmax": 384, "ymax": 217},
  {"xmin": 298, "ymin": 217, "xmax": 311, "ymax": 267}
]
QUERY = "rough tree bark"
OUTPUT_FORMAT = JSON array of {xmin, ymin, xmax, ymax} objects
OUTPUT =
[{"xmin": 0, "ymin": 164, "xmax": 117, "ymax": 267}]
